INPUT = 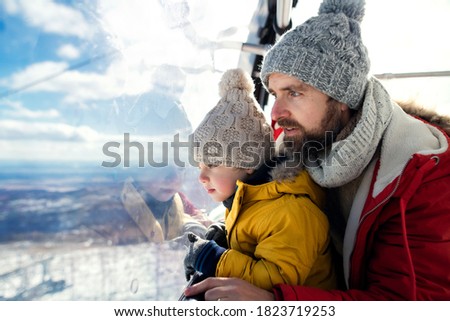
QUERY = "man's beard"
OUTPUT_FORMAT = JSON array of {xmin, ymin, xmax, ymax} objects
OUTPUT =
[{"xmin": 277, "ymin": 98, "xmax": 343, "ymax": 166}]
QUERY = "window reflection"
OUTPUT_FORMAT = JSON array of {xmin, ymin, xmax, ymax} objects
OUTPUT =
[{"xmin": 0, "ymin": 0, "xmax": 258, "ymax": 300}]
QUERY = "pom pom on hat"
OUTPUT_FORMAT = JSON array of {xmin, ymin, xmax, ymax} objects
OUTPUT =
[
  {"xmin": 218, "ymin": 68, "xmax": 255, "ymax": 98},
  {"xmin": 193, "ymin": 68, "xmax": 273, "ymax": 169},
  {"xmin": 319, "ymin": 0, "xmax": 365, "ymax": 22}
]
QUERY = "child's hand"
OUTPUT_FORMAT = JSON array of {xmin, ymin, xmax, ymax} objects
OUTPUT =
[
  {"xmin": 183, "ymin": 232, "xmax": 226, "ymax": 281},
  {"xmin": 205, "ymin": 222, "xmax": 227, "ymax": 248}
]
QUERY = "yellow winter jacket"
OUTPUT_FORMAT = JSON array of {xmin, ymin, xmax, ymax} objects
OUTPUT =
[{"xmin": 216, "ymin": 170, "xmax": 337, "ymax": 291}]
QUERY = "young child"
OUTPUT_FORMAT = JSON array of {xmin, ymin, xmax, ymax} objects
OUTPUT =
[{"xmin": 183, "ymin": 68, "xmax": 337, "ymax": 291}]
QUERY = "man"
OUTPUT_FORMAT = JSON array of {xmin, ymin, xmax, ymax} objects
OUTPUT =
[{"xmin": 183, "ymin": 0, "xmax": 450, "ymax": 300}]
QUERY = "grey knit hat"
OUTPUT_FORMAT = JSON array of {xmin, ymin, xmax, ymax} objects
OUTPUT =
[
  {"xmin": 193, "ymin": 68, "xmax": 273, "ymax": 169},
  {"xmin": 260, "ymin": 0, "xmax": 370, "ymax": 110}
]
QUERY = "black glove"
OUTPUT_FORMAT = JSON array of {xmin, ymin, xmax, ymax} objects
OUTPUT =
[
  {"xmin": 183, "ymin": 232, "xmax": 226, "ymax": 281},
  {"xmin": 205, "ymin": 222, "xmax": 227, "ymax": 248}
]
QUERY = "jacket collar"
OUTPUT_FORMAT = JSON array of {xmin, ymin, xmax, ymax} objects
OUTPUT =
[
  {"xmin": 235, "ymin": 169, "xmax": 325, "ymax": 210},
  {"xmin": 222, "ymin": 160, "xmax": 275, "ymax": 211},
  {"xmin": 373, "ymin": 104, "xmax": 448, "ymax": 197}
]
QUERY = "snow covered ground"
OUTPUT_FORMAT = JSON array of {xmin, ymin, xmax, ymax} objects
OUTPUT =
[
  {"xmin": 0, "ymin": 241, "xmax": 187, "ymax": 301},
  {"xmin": 0, "ymin": 162, "xmax": 215, "ymax": 301}
]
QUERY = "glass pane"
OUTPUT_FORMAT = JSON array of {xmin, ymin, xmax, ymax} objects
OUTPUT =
[{"xmin": 0, "ymin": 0, "xmax": 258, "ymax": 300}]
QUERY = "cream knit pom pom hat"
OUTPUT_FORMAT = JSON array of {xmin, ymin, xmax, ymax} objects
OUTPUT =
[{"xmin": 193, "ymin": 68, "xmax": 273, "ymax": 169}]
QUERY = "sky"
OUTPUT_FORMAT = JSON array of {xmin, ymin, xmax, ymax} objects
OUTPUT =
[
  {"xmin": 0, "ymin": 0, "xmax": 449, "ymax": 163},
  {"xmin": 290, "ymin": 0, "xmax": 450, "ymax": 115}
]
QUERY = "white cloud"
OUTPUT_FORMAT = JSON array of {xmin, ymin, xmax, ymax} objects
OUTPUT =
[
  {"xmin": 95, "ymin": 0, "xmax": 214, "ymax": 71},
  {"xmin": 0, "ymin": 52, "xmax": 208, "ymax": 104},
  {"xmin": 1, "ymin": 100, "xmax": 60, "ymax": 119},
  {"xmin": 0, "ymin": 138, "xmax": 103, "ymax": 161},
  {"xmin": 2, "ymin": 0, "xmax": 92, "ymax": 39},
  {"xmin": 48, "ymin": 69, "xmax": 124, "ymax": 102},
  {"xmin": 3, "ymin": 0, "xmax": 448, "ymax": 143},
  {"xmin": 0, "ymin": 60, "xmax": 123, "ymax": 101},
  {"xmin": 0, "ymin": 119, "xmax": 192, "ymax": 161},
  {"xmin": 57, "ymin": 44, "xmax": 81, "ymax": 60},
  {"xmin": 1, "ymin": 61, "xmax": 68, "ymax": 89},
  {"xmin": 0, "ymin": 0, "xmax": 256, "ymax": 106},
  {"xmin": 0, "ymin": 119, "xmax": 159, "ymax": 144},
  {"xmin": 0, "ymin": 119, "xmax": 100, "ymax": 141}
]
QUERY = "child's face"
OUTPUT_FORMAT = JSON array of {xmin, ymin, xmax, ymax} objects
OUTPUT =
[{"xmin": 198, "ymin": 163, "xmax": 251, "ymax": 202}]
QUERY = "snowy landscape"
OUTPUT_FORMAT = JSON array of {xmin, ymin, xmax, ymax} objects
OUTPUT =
[
  {"xmin": 0, "ymin": 241, "xmax": 187, "ymax": 300},
  {"xmin": 0, "ymin": 162, "xmax": 208, "ymax": 301}
]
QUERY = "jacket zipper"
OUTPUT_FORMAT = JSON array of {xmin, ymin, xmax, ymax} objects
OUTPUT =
[{"xmin": 348, "ymin": 160, "xmax": 406, "ymax": 286}]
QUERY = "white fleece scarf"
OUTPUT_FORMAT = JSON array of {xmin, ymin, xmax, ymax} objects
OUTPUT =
[{"xmin": 307, "ymin": 77, "xmax": 394, "ymax": 188}]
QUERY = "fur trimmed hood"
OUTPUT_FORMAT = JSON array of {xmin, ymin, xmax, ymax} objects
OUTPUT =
[
  {"xmin": 270, "ymin": 154, "xmax": 304, "ymax": 182},
  {"xmin": 396, "ymin": 101, "xmax": 450, "ymax": 136}
]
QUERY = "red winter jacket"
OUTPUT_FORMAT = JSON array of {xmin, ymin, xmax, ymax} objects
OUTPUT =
[{"xmin": 273, "ymin": 107, "xmax": 450, "ymax": 301}]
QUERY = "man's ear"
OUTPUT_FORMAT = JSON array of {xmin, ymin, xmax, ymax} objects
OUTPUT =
[
  {"xmin": 245, "ymin": 168, "xmax": 255, "ymax": 175},
  {"xmin": 340, "ymin": 102, "xmax": 350, "ymax": 113}
]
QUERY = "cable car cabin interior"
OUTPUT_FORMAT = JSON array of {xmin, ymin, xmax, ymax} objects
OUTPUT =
[{"xmin": 0, "ymin": 0, "xmax": 449, "ymax": 300}]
